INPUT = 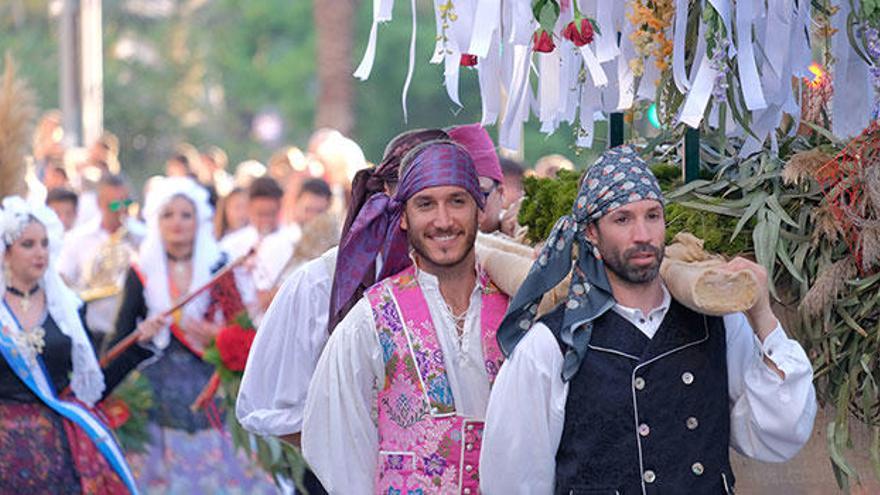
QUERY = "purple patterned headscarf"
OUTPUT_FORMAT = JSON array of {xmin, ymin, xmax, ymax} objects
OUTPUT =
[
  {"xmin": 329, "ymin": 141, "xmax": 483, "ymax": 331},
  {"xmin": 342, "ymin": 128, "xmax": 450, "ymax": 236}
]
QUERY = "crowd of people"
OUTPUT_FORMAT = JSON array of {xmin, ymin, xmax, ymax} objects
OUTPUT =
[{"xmin": 0, "ymin": 109, "xmax": 818, "ymax": 495}]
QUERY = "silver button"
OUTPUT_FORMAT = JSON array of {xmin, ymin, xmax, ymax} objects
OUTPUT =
[
  {"xmin": 467, "ymin": 424, "xmax": 474, "ymax": 431},
  {"xmin": 638, "ymin": 423, "xmax": 650, "ymax": 437},
  {"xmin": 643, "ymin": 470, "xmax": 656, "ymax": 483},
  {"xmin": 692, "ymin": 462, "xmax": 704, "ymax": 476},
  {"xmin": 431, "ymin": 407, "xmax": 439, "ymax": 414},
  {"xmin": 686, "ymin": 417, "xmax": 699, "ymax": 430},
  {"xmin": 466, "ymin": 444, "xmax": 473, "ymax": 451},
  {"xmin": 682, "ymin": 372, "xmax": 694, "ymax": 385},
  {"xmin": 634, "ymin": 377, "xmax": 645, "ymax": 390},
  {"xmin": 465, "ymin": 464, "xmax": 474, "ymax": 472},
  {"xmin": 463, "ymin": 489, "xmax": 472, "ymax": 495}
]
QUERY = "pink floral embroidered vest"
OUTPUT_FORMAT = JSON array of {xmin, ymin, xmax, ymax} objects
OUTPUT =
[{"xmin": 365, "ymin": 265, "xmax": 508, "ymax": 495}]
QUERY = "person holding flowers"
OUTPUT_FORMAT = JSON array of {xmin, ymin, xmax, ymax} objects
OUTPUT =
[{"xmin": 108, "ymin": 176, "xmax": 274, "ymax": 492}]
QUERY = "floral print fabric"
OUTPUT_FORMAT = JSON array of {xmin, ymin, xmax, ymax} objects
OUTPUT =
[{"xmin": 367, "ymin": 265, "xmax": 507, "ymax": 494}]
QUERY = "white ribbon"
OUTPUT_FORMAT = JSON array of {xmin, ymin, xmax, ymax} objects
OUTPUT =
[
  {"xmin": 478, "ymin": 34, "xmax": 501, "ymax": 126},
  {"xmin": 761, "ymin": 0, "xmax": 793, "ymax": 102},
  {"xmin": 578, "ymin": 73, "xmax": 601, "ymax": 148},
  {"xmin": 401, "ymin": 0, "xmax": 417, "ymax": 121},
  {"xmin": 637, "ymin": 56, "xmax": 659, "ymax": 100},
  {"xmin": 444, "ymin": 50, "xmax": 463, "ymax": 107},
  {"xmin": 678, "ymin": 55, "xmax": 719, "ymax": 128},
  {"xmin": 600, "ymin": 59, "xmax": 620, "ymax": 112},
  {"xmin": 559, "ymin": 44, "xmax": 581, "ymax": 124},
  {"xmin": 500, "ymin": 45, "xmax": 532, "ymax": 150},
  {"xmin": 539, "ymin": 49, "xmax": 562, "ymax": 130},
  {"xmin": 831, "ymin": 0, "xmax": 873, "ymax": 139},
  {"xmin": 450, "ymin": 0, "xmax": 476, "ymax": 53},
  {"xmin": 579, "ymin": 44, "xmax": 608, "ymax": 87},
  {"xmin": 672, "ymin": 0, "xmax": 691, "ymax": 93},
  {"xmin": 616, "ymin": 17, "xmax": 637, "ymax": 111},
  {"xmin": 735, "ymin": 0, "xmax": 767, "ymax": 110},
  {"xmin": 353, "ymin": 0, "xmax": 395, "ymax": 80},
  {"xmin": 739, "ymin": 105, "xmax": 782, "ymax": 157},
  {"xmin": 594, "ymin": 0, "xmax": 620, "ymax": 62},
  {"xmin": 508, "ymin": 0, "xmax": 537, "ymax": 45},
  {"xmin": 430, "ymin": 0, "xmax": 445, "ymax": 64},
  {"xmin": 789, "ymin": 0, "xmax": 813, "ymax": 78},
  {"xmin": 468, "ymin": 0, "xmax": 500, "ymax": 57}
]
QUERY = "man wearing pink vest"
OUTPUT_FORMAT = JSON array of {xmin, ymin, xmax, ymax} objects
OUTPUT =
[{"xmin": 302, "ymin": 141, "xmax": 508, "ymax": 494}]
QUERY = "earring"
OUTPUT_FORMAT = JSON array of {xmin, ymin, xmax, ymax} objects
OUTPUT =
[{"xmin": 592, "ymin": 245, "xmax": 602, "ymax": 260}]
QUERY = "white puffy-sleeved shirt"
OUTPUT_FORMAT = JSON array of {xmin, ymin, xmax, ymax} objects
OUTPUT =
[
  {"xmin": 57, "ymin": 217, "xmax": 145, "ymax": 333},
  {"xmin": 219, "ymin": 224, "xmax": 260, "ymax": 259},
  {"xmin": 236, "ymin": 246, "xmax": 336, "ymax": 436},
  {"xmin": 302, "ymin": 264, "xmax": 494, "ymax": 495},
  {"xmin": 219, "ymin": 225, "xmax": 265, "ymax": 320},
  {"xmin": 252, "ymin": 223, "xmax": 302, "ymax": 292},
  {"xmin": 479, "ymin": 285, "xmax": 817, "ymax": 494}
]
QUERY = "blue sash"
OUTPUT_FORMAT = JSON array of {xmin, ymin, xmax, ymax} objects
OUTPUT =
[{"xmin": 0, "ymin": 301, "xmax": 139, "ymax": 494}]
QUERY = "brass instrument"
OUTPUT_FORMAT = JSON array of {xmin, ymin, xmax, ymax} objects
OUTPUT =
[{"xmin": 79, "ymin": 225, "xmax": 137, "ymax": 303}]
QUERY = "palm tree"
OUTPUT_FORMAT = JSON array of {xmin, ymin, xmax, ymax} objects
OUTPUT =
[{"xmin": 313, "ymin": 0, "xmax": 356, "ymax": 135}]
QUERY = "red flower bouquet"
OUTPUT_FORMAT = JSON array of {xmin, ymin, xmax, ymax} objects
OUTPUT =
[
  {"xmin": 215, "ymin": 323, "xmax": 256, "ymax": 372},
  {"xmin": 100, "ymin": 396, "xmax": 132, "ymax": 429}
]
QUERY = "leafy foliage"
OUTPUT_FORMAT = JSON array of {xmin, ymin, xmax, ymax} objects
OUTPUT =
[
  {"xmin": 663, "ymin": 125, "xmax": 880, "ymax": 490},
  {"xmin": 518, "ymin": 169, "xmax": 581, "ymax": 243},
  {"xmin": 201, "ymin": 308, "xmax": 310, "ymax": 492},
  {"xmin": 663, "ymin": 203, "xmax": 750, "ymax": 256},
  {"xmin": 108, "ymin": 372, "xmax": 154, "ymax": 453}
]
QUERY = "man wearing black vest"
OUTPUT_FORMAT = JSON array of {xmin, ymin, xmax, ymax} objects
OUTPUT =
[{"xmin": 480, "ymin": 146, "xmax": 816, "ymax": 494}]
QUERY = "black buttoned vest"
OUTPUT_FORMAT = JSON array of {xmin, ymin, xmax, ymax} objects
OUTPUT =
[{"xmin": 545, "ymin": 300, "xmax": 735, "ymax": 495}]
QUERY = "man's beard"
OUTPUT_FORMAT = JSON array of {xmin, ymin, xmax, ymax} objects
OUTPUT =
[
  {"xmin": 599, "ymin": 242, "xmax": 664, "ymax": 285},
  {"xmin": 406, "ymin": 216, "xmax": 478, "ymax": 271}
]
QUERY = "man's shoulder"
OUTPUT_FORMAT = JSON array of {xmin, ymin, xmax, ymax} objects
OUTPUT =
[
  {"xmin": 124, "ymin": 218, "xmax": 147, "ymax": 240},
  {"xmin": 536, "ymin": 303, "xmax": 568, "ymax": 352},
  {"xmin": 666, "ymin": 297, "xmax": 726, "ymax": 328},
  {"xmin": 221, "ymin": 225, "xmax": 254, "ymax": 243},
  {"xmin": 220, "ymin": 226, "xmax": 258, "ymax": 254},
  {"xmin": 65, "ymin": 217, "xmax": 102, "ymax": 241}
]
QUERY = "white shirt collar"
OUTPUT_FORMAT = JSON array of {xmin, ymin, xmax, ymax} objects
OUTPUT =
[
  {"xmin": 611, "ymin": 283, "xmax": 672, "ymax": 339},
  {"xmin": 409, "ymin": 252, "xmax": 487, "ymax": 294}
]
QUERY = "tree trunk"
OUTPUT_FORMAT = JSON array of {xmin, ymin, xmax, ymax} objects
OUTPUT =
[{"xmin": 313, "ymin": 0, "xmax": 355, "ymax": 135}]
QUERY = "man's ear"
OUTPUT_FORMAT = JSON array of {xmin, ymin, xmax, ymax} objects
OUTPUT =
[
  {"xmin": 476, "ymin": 204, "xmax": 487, "ymax": 227},
  {"xmin": 400, "ymin": 209, "xmax": 408, "ymax": 231},
  {"xmin": 585, "ymin": 221, "xmax": 599, "ymax": 246}
]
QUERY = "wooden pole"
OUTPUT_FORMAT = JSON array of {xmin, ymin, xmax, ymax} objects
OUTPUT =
[{"xmin": 97, "ymin": 249, "xmax": 254, "ymax": 368}]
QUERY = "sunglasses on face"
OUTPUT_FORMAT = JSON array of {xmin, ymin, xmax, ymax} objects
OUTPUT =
[{"xmin": 108, "ymin": 199, "xmax": 133, "ymax": 213}]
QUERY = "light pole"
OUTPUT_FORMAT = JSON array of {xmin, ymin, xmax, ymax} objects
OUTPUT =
[
  {"xmin": 59, "ymin": 0, "xmax": 81, "ymax": 147},
  {"xmin": 59, "ymin": 0, "xmax": 103, "ymax": 148}
]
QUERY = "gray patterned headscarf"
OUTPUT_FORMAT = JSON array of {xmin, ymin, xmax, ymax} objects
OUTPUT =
[{"xmin": 497, "ymin": 145, "xmax": 664, "ymax": 381}]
